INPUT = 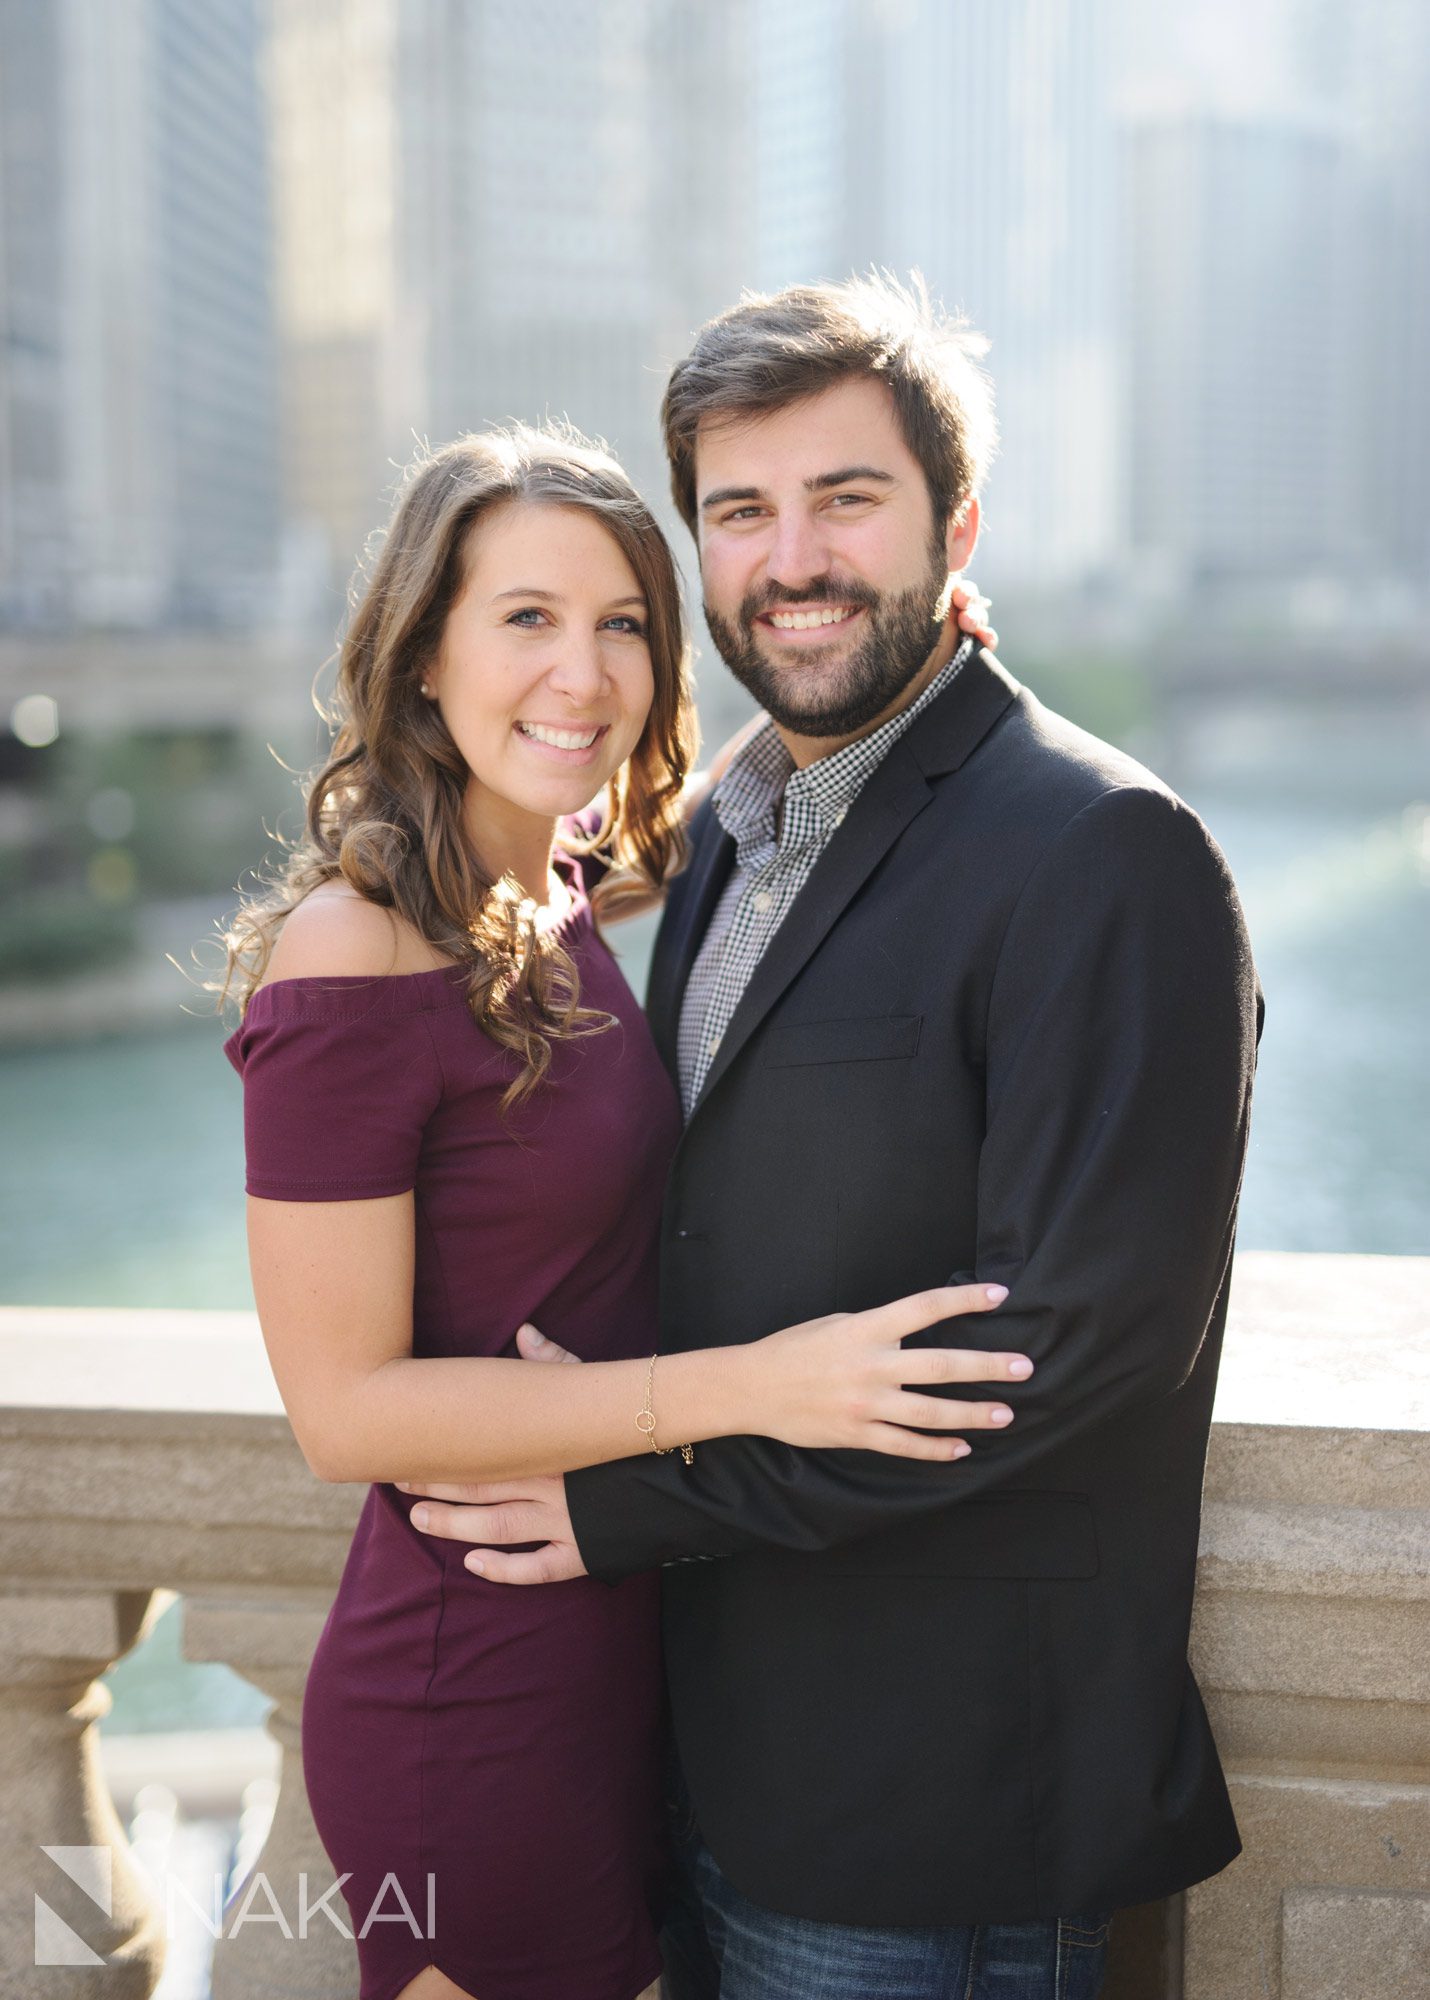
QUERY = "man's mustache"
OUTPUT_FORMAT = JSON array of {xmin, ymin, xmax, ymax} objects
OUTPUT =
[{"xmin": 733, "ymin": 578, "xmax": 883, "ymax": 623}]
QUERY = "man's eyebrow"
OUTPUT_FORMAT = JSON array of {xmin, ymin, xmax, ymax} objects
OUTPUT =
[
  {"xmin": 699, "ymin": 487, "xmax": 762, "ymax": 513},
  {"xmin": 491, "ymin": 588, "xmax": 647, "ymax": 607},
  {"xmin": 699, "ymin": 468, "xmax": 896, "ymax": 512},
  {"xmin": 805, "ymin": 465, "xmax": 896, "ymax": 492}
]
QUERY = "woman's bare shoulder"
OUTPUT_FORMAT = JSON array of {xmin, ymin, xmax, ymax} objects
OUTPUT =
[{"xmin": 258, "ymin": 885, "xmax": 456, "ymax": 988}]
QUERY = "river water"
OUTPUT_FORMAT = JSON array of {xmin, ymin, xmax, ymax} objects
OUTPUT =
[{"xmin": 2, "ymin": 698, "xmax": 1427, "ymax": 1311}]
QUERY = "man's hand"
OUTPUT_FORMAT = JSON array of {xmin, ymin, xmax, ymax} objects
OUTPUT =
[
  {"xmin": 397, "ymin": 1471, "xmax": 587, "ymax": 1583},
  {"xmin": 396, "ymin": 1321, "xmax": 587, "ymax": 1583}
]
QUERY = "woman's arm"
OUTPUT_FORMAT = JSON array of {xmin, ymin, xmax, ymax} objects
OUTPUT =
[
  {"xmin": 247, "ymin": 1188, "xmax": 1025, "ymax": 1485},
  {"xmin": 242, "ymin": 876, "xmax": 1027, "ymax": 1487}
]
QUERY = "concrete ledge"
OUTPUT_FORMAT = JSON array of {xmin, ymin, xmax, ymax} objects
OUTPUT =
[
  {"xmin": 1281, "ymin": 1886, "xmax": 1430, "ymax": 1999},
  {"xmin": 1, "ymin": 1249, "xmax": 1427, "ymax": 1999}
]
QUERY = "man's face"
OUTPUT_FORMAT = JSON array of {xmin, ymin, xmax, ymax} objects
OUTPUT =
[{"xmin": 694, "ymin": 377, "xmax": 979, "ymax": 750}]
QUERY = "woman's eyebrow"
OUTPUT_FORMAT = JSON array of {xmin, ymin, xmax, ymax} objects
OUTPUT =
[{"xmin": 491, "ymin": 588, "xmax": 647, "ymax": 607}]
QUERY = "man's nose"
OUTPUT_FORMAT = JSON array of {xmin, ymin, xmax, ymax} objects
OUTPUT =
[{"xmin": 763, "ymin": 511, "xmax": 833, "ymax": 595}]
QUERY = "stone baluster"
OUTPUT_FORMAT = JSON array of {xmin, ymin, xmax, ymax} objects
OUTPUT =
[
  {"xmin": 0, "ymin": 1586, "xmax": 166, "ymax": 1997},
  {"xmin": 183, "ymin": 1590, "xmax": 358, "ymax": 1999}
]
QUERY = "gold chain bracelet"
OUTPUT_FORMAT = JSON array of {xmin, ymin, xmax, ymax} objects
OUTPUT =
[{"xmin": 636, "ymin": 1353, "xmax": 694, "ymax": 1466}]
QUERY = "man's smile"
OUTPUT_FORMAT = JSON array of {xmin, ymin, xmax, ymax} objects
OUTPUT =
[{"xmin": 755, "ymin": 604, "xmax": 865, "ymax": 642}]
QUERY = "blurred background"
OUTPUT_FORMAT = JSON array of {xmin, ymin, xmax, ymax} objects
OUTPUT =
[
  {"xmin": 1, "ymin": 0, "xmax": 1428, "ymax": 1877},
  {"xmin": 4, "ymin": 0, "xmax": 1430, "ymax": 1304}
]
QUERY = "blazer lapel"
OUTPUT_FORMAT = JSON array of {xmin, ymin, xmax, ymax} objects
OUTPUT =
[{"xmin": 688, "ymin": 644, "xmax": 1019, "ymax": 1119}]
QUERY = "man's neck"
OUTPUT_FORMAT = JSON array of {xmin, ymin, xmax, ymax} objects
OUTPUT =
[{"xmin": 774, "ymin": 617, "xmax": 960, "ymax": 771}]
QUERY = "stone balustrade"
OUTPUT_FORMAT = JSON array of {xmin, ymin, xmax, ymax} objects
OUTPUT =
[{"xmin": 1, "ymin": 1251, "xmax": 1426, "ymax": 1999}]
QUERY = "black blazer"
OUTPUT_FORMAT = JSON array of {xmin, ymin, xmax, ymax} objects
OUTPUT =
[{"xmin": 566, "ymin": 647, "xmax": 1263, "ymax": 1926}]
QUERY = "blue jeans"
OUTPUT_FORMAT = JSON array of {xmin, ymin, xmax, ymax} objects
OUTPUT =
[{"xmin": 661, "ymin": 1783, "xmax": 1111, "ymax": 2000}]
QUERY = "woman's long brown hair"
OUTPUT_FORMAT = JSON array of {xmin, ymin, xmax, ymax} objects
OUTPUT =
[{"xmin": 217, "ymin": 424, "xmax": 695, "ymax": 1103}]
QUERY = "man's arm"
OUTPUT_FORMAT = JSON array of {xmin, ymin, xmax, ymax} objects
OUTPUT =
[{"xmin": 566, "ymin": 783, "xmax": 1263, "ymax": 1582}]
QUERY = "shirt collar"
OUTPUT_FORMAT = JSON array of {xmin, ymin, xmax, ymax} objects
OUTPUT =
[{"xmin": 712, "ymin": 634, "xmax": 974, "ymax": 852}]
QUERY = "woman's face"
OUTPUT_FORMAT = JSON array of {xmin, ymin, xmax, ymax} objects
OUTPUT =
[{"xmin": 427, "ymin": 500, "xmax": 656, "ymax": 835}]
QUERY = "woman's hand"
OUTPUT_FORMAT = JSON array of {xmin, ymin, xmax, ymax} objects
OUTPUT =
[
  {"xmin": 750, "ymin": 1283, "xmax": 1030, "ymax": 1460},
  {"xmin": 488, "ymin": 1289, "xmax": 1032, "ymax": 1466},
  {"xmin": 951, "ymin": 576, "xmax": 996, "ymax": 648}
]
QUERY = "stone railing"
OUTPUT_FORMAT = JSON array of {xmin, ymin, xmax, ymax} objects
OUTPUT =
[{"xmin": 1, "ymin": 1251, "xmax": 1426, "ymax": 2000}]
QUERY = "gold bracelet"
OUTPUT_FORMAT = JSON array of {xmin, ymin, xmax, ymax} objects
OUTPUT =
[{"xmin": 636, "ymin": 1353, "xmax": 694, "ymax": 1466}]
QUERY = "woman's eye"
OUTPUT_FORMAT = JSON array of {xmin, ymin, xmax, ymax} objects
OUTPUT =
[
  {"xmin": 507, "ymin": 607, "xmax": 548, "ymax": 627},
  {"xmin": 602, "ymin": 615, "xmax": 647, "ymax": 637}
]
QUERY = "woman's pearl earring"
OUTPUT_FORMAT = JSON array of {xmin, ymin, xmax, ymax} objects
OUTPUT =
[{"xmin": 420, "ymin": 682, "xmax": 432, "ymax": 697}]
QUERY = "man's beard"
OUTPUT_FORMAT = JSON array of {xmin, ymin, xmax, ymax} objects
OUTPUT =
[{"xmin": 703, "ymin": 537, "xmax": 951, "ymax": 738}]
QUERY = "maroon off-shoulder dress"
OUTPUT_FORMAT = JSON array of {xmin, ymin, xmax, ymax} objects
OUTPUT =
[{"xmin": 224, "ymin": 853, "xmax": 680, "ymax": 2000}]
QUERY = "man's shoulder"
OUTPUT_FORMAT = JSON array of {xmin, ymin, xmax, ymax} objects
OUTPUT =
[
  {"xmin": 937, "ymin": 664, "xmax": 1183, "ymax": 832},
  {"xmin": 1030, "ymin": 690, "xmax": 1179, "ymax": 803}
]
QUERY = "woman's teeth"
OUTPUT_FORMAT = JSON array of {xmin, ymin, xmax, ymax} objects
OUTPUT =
[
  {"xmin": 766, "ymin": 606, "xmax": 856, "ymax": 630},
  {"xmin": 517, "ymin": 722, "xmax": 601, "ymax": 749}
]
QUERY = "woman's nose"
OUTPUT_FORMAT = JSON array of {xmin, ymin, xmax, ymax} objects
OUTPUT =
[{"xmin": 544, "ymin": 637, "xmax": 607, "ymax": 705}]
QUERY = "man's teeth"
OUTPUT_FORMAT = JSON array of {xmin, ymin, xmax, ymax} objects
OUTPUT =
[
  {"xmin": 767, "ymin": 607, "xmax": 855, "ymax": 630},
  {"xmin": 517, "ymin": 722, "xmax": 601, "ymax": 750}
]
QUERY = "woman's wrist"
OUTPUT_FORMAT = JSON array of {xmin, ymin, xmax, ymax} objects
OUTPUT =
[{"xmin": 640, "ymin": 1343, "xmax": 756, "ymax": 1455}]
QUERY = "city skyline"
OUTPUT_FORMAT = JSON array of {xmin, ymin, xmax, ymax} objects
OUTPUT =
[{"xmin": 1, "ymin": 0, "xmax": 1427, "ymax": 643}]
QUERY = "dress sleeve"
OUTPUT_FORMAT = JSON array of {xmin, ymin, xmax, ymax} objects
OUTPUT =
[{"xmin": 223, "ymin": 978, "xmax": 446, "ymax": 1201}]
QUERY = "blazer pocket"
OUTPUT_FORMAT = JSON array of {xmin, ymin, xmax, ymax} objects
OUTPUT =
[
  {"xmin": 763, "ymin": 1013, "xmax": 922, "ymax": 1067},
  {"xmin": 803, "ymin": 1491, "xmax": 1100, "ymax": 1580}
]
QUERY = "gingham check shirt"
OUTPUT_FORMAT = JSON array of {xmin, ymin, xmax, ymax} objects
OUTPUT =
[{"xmin": 677, "ymin": 637, "xmax": 974, "ymax": 1115}]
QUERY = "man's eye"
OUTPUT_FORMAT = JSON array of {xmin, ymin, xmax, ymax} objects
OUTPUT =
[
  {"xmin": 829, "ymin": 492, "xmax": 871, "ymax": 508},
  {"xmin": 723, "ymin": 506, "xmax": 764, "ymax": 524}
]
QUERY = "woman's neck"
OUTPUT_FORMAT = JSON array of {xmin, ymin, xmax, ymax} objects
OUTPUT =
[{"xmin": 462, "ymin": 789, "xmax": 559, "ymax": 906}]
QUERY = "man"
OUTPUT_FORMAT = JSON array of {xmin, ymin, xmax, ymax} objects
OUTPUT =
[{"xmin": 408, "ymin": 275, "xmax": 1263, "ymax": 1998}]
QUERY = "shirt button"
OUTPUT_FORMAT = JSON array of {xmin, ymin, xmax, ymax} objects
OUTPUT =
[
  {"xmin": 707, "ymin": 1035, "xmax": 721, "ymax": 1058},
  {"xmin": 752, "ymin": 891, "xmax": 773, "ymax": 914}
]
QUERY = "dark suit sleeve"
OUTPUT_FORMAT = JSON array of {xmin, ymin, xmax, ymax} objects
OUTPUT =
[{"xmin": 566, "ymin": 784, "xmax": 1264, "ymax": 1581}]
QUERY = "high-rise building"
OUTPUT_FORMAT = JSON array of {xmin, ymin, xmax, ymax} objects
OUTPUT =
[
  {"xmin": 266, "ymin": 0, "xmax": 756, "ymax": 608},
  {"xmin": 263, "ymin": 0, "xmax": 401, "ymax": 605},
  {"xmin": 721, "ymin": 0, "xmax": 1122, "ymax": 592},
  {"xmin": 868, "ymin": 0, "xmax": 1121, "ymax": 590},
  {"xmin": 0, "ymin": 0, "xmax": 70, "ymax": 627},
  {"xmin": 1124, "ymin": 109, "xmax": 1350, "ymax": 590},
  {"xmin": 1329, "ymin": 0, "xmax": 1430, "ymax": 586},
  {"xmin": 0, "ymin": 0, "xmax": 280, "ymax": 632}
]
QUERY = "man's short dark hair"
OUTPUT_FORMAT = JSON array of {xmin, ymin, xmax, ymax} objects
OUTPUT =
[{"xmin": 661, "ymin": 271, "xmax": 998, "ymax": 536}]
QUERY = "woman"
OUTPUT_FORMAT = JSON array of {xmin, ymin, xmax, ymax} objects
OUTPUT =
[{"xmin": 222, "ymin": 424, "xmax": 1022, "ymax": 2000}]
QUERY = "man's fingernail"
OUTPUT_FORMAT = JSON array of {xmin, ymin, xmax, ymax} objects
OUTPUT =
[
  {"xmin": 411, "ymin": 1505, "xmax": 429, "ymax": 1531},
  {"xmin": 466, "ymin": 1556, "xmax": 485, "ymax": 1575},
  {"xmin": 1008, "ymin": 1357, "xmax": 1034, "ymax": 1378},
  {"xmin": 394, "ymin": 1481, "xmax": 409, "ymax": 1491},
  {"xmin": 952, "ymin": 1442, "xmax": 972, "ymax": 1459},
  {"xmin": 990, "ymin": 1406, "xmax": 1014, "ymax": 1426},
  {"xmin": 986, "ymin": 1285, "xmax": 1009, "ymax": 1303}
]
